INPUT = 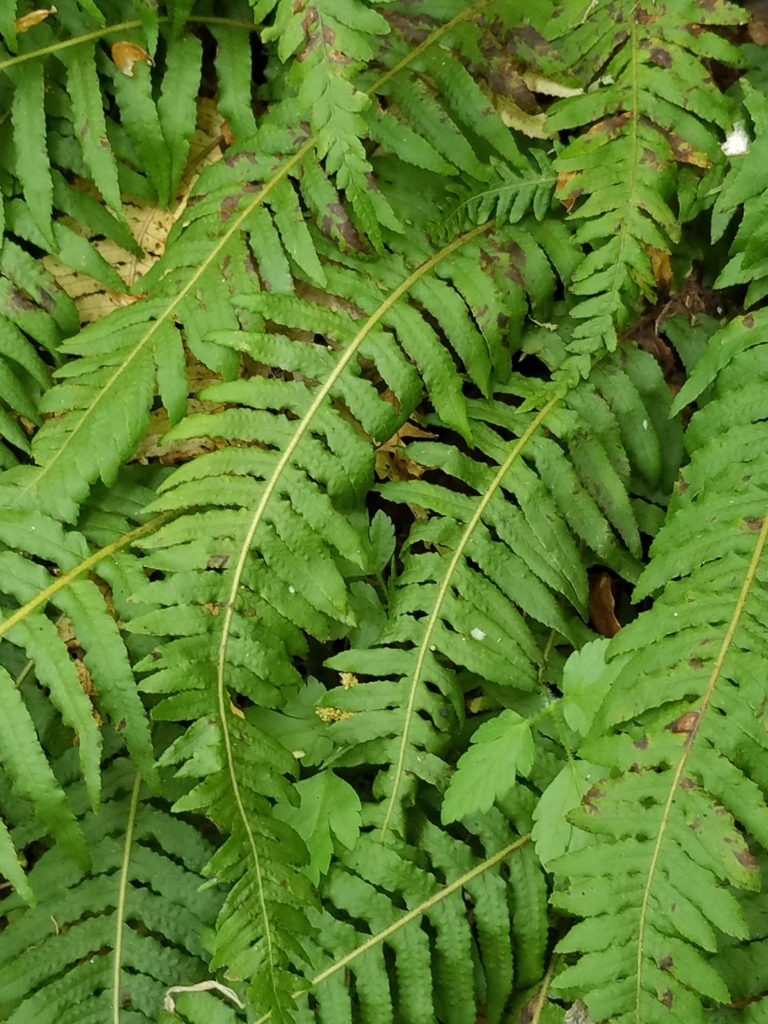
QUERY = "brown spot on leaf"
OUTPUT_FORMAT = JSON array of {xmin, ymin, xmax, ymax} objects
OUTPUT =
[
  {"xmin": 734, "ymin": 847, "xmax": 760, "ymax": 870},
  {"xmin": 666, "ymin": 711, "xmax": 699, "ymax": 734},
  {"xmin": 662, "ymin": 989, "xmax": 674, "ymax": 1009},
  {"xmin": 583, "ymin": 784, "xmax": 605, "ymax": 812},
  {"xmin": 634, "ymin": 736, "xmax": 649, "ymax": 750},
  {"xmin": 665, "ymin": 130, "xmax": 710, "ymax": 167},
  {"xmin": 10, "ymin": 287, "xmax": 37, "ymax": 312},
  {"xmin": 588, "ymin": 113, "xmax": 630, "ymax": 138},
  {"xmin": 519, "ymin": 990, "xmax": 542, "ymax": 1022},
  {"xmin": 321, "ymin": 202, "xmax": 366, "ymax": 252},
  {"xmin": 744, "ymin": 517, "xmax": 764, "ymax": 532},
  {"xmin": 556, "ymin": 169, "xmax": 579, "ymax": 212},
  {"xmin": 688, "ymin": 657, "xmax": 703, "ymax": 670},
  {"xmin": 658, "ymin": 954, "xmax": 674, "ymax": 970},
  {"xmin": 743, "ymin": 314, "xmax": 755, "ymax": 328},
  {"xmin": 650, "ymin": 47, "xmax": 673, "ymax": 67},
  {"xmin": 641, "ymin": 147, "xmax": 665, "ymax": 170},
  {"xmin": 224, "ymin": 150, "xmax": 256, "ymax": 168},
  {"xmin": 220, "ymin": 194, "xmax": 241, "ymax": 221}
]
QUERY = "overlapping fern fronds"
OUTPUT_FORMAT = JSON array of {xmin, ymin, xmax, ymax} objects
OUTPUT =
[
  {"xmin": 544, "ymin": 0, "xmax": 745, "ymax": 379},
  {"xmin": 0, "ymin": 750, "xmax": 221, "ymax": 1024},
  {"xmin": 324, "ymin": 341, "xmax": 683, "ymax": 832},
  {"xmin": 550, "ymin": 312, "xmax": 768, "ymax": 1023},
  {"xmin": 0, "ymin": 0, "xmax": 259, "ymax": 276},
  {"xmin": 1, "ymin": 0, "xmax": 767, "ymax": 1022}
]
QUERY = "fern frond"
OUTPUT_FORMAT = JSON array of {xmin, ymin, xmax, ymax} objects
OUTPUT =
[
  {"xmin": 0, "ymin": 469, "xmax": 167, "ymax": 886},
  {"xmin": 711, "ymin": 83, "xmax": 768, "ymax": 306},
  {"xmin": 123, "ymin": 222, "xmax": 506, "ymax": 1015},
  {"xmin": 0, "ymin": 238, "xmax": 78, "ymax": 467},
  {"xmin": 325, "ymin": 341, "xmax": 680, "ymax": 834},
  {"xmin": 0, "ymin": 754, "xmax": 221, "ymax": 1024},
  {"xmin": 260, "ymin": 0, "xmax": 396, "ymax": 250},
  {"xmin": 0, "ymin": 9, "xmax": 258, "ymax": 277},
  {"xmin": 308, "ymin": 817, "xmax": 526, "ymax": 1024},
  {"xmin": 551, "ymin": 312, "xmax": 768, "ymax": 1022},
  {"xmin": 366, "ymin": 0, "xmax": 532, "ymax": 182},
  {"xmin": 438, "ymin": 153, "xmax": 558, "ymax": 237},
  {"xmin": 544, "ymin": 0, "xmax": 745, "ymax": 379}
]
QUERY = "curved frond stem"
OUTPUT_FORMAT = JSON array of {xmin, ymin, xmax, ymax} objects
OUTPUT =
[
  {"xmin": 530, "ymin": 952, "xmax": 559, "ymax": 1024},
  {"xmin": 381, "ymin": 393, "xmax": 560, "ymax": 837},
  {"xmin": 635, "ymin": 505, "xmax": 768, "ymax": 1022},
  {"xmin": 10, "ymin": 6, "xmax": 483, "ymax": 513},
  {"xmin": 214, "ymin": 222, "xmax": 492, "ymax": 992},
  {"xmin": 0, "ymin": 17, "xmax": 259, "ymax": 72},
  {"xmin": 0, "ymin": 512, "xmax": 175, "ymax": 640},
  {"xmin": 112, "ymin": 770, "xmax": 141, "ymax": 1024},
  {"xmin": 604, "ymin": 5, "xmax": 640, "ymax": 332},
  {"xmin": 253, "ymin": 833, "xmax": 531, "ymax": 1024},
  {"xmin": 8, "ymin": 139, "xmax": 314, "ymax": 513}
]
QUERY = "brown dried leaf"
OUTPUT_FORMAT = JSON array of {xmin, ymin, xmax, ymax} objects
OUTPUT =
[
  {"xmin": 111, "ymin": 41, "xmax": 153, "ymax": 77},
  {"xmin": 375, "ymin": 420, "xmax": 435, "ymax": 482},
  {"xmin": 42, "ymin": 98, "xmax": 226, "ymax": 323},
  {"xmin": 494, "ymin": 96, "xmax": 550, "ymax": 139},
  {"xmin": 14, "ymin": 6, "xmax": 56, "ymax": 32},
  {"xmin": 588, "ymin": 571, "xmax": 621, "ymax": 637}
]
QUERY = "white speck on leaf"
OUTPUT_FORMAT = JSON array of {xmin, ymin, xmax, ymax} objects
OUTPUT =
[
  {"xmin": 721, "ymin": 123, "xmax": 749, "ymax": 157},
  {"xmin": 288, "ymin": 585, "xmax": 295, "ymax": 594},
  {"xmin": 470, "ymin": 627, "xmax": 486, "ymax": 641},
  {"xmin": 642, "ymin": 419, "xmax": 648, "ymax": 430}
]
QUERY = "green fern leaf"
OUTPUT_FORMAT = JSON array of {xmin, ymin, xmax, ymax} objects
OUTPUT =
[
  {"xmin": 545, "ymin": 0, "xmax": 745, "ymax": 376},
  {"xmin": 0, "ymin": 756, "xmax": 221, "ymax": 1024},
  {"xmin": 211, "ymin": 23, "xmax": 258, "ymax": 144},
  {"xmin": 324, "ymin": 342, "xmax": 679, "ymax": 833},
  {"xmin": 551, "ymin": 314, "xmax": 768, "ymax": 1022},
  {"xmin": 9, "ymin": 61, "xmax": 54, "ymax": 247},
  {"xmin": 0, "ymin": 670, "xmax": 88, "ymax": 871},
  {"xmin": 442, "ymin": 711, "xmax": 534, "ymax": 823},
  {"xmin": 157, "ymin": 32, "xmax": 204, "ymax": 197},
  {"xmin": 60, "ymin": 42, "xmax": 124, "ymax": 220},
  {"xmin": 711, "ymin": 83, "xmax": 768, "ymax": 306},
  {"xmin": 274, "ymin": 770, "xmax": 362, "ymax": 887},
  {"xmin": 109, "ymin": 59, "xmax": 173, "ymax": 208}
]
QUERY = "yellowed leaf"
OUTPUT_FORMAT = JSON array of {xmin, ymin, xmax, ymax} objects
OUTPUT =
[
  {"xmin": 648, "ymin": 246, "xmax": 674, "ymax": 288},
  {"xmin": 111, "ymin": 41, "xmax": 153, "ymax": 77},
  {"xmin": 520, "ymin": 70, "xmax": 582, "ymax": 98},
  {"xmin": 495, "ymin": 96, "xmax": 551, "ymax": 139},
  {"xmin": 14, "ymin": 6, "xmax": 56, "ymax": 32}
]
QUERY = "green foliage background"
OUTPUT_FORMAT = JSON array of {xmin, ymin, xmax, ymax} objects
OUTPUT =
[{"xmin": 0, "ymin": 1, "xmax": 767, "ymax": 1022}]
